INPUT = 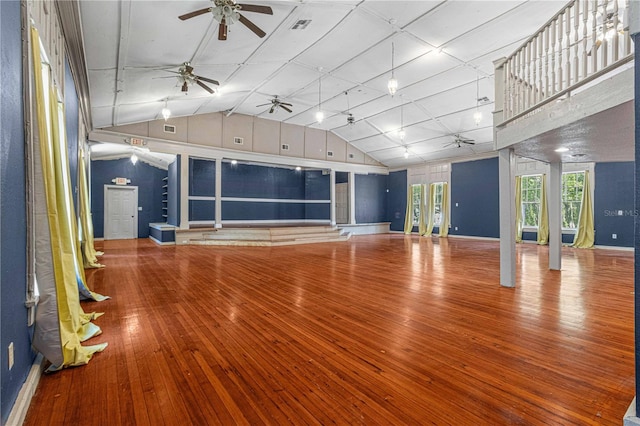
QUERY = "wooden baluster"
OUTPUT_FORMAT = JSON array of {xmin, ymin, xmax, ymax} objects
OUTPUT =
[
  {"xmin": 517, "ymin": 49, "xmax": 523, "ymax": 114},
  {"xmin": 504, "ymin": 57, "xmax": 511, "ymax": 119},
  {"xmin": 624, "ymin": 0, "xmax": 631, "ymax": 56},
  {"xmin": 566, "ymin": 6, "xmax": 572, "ymax": 87},
  {"xmin": 573, "ymin": 1, "xmax": 580, "ymax": 83},
  {"xmin": 557, "ymin": 11, "xmax": 563, "ymax": 92},
  {"xmin": 538, "ymin": 34, "xmax": 544, "ymax": 101},
  {"xmin": 550, "ymin": 19, "xmax": 556, "ymax": 95},
  {"xmin": 582, "ymin": 0, "xmax": 589, "ymax": 77},
  {"xmin": 525, "ymin": 42, "xmax": 531, "ymax": 109},
  {"xmin": 532, "ymin": 36, "xmax": 538, "ymax": 104},
  {"xmin": 591, "ymin": 0, "xmax": 598, "ymax": 73},
  {"xmin": 545, "ymin": 25, "xmax": 550, "ymax": 97},
  {"xmin": 510, "ymin": 57, "xmax": 516, "ymax": 118},
  {"xmin": 601, "ymin": 0, "xmax": 609, "ymax": 67},
  {"xmin": 612, "ymin": 0, "xmax": 619, "ymax": 61}
]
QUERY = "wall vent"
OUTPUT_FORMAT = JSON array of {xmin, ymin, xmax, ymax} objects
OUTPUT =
[
  {"xmin": 291, "ymin": 19, "xmax": 311, "ymax": 30},
  {"xmin": 327, "ymin": 150, "xmax": 334, "ymax": 157},
  {"xmin": 348, "ymin": 153, "xmax": 355, "ymax": 159},
  {"xmin": 281, "ymin": 143, "xmax": 290, "ymax": 151},
  {"xmin": 163, "ymin": 124, "xmax": 176, "ymax": 134},
  {"xmin": 233, "ymin": 136, "xmax": 244, "ymax": 145}
]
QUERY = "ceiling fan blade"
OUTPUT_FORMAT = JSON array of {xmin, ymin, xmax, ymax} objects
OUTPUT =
[
  {"xmin": 178, "ymin": 8, "xmax": 211, "ymax": 21},
  {"xmin": 280, "ymin": 105, "xmax": 293, "ymax": 113},
  {"xmin": 218, "ymin": 20, "xmax": 227, "ymax": 40},
  {"xmin": 196, "ymin": 75, "xmax": 219, "ymax": 86},
  {"xmin": 256, "ymin": 103, "xmax": 271, "ymax": 107},
  {"xmin": 237, "ymin": 4, "xmax": 273, "ymax": 14},
  {"xmin": 238, "ymin": 14, "xmax": 266, "ymax": 38},
  {"xmin": 181, "ymin": 82, "xmax": 189, "ymax": 92},
  {"xmin": 196, "ymin": 80, "xmax": 215, "ymax": 94},
  {"xmin": 269, "ymin": 105, "xmax": 276, "ymax": 113}
]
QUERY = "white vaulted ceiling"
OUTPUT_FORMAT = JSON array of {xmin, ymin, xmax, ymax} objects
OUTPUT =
[{"xmin": 79, "ymin": 0, "xmax": 568, "ymax": 168}]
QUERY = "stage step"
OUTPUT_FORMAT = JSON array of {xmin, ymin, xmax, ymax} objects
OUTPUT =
[{"xmin": 176, "ymin": 226, "xmax": 350, "ymax": 246}]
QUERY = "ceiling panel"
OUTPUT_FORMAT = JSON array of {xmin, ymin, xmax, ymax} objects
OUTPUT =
[{"xmin": 78, "ymin": 0, "xmax": 611, "ymax": 168}]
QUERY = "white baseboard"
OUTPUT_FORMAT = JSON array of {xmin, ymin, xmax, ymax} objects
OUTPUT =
[
  {"xmin": 448, "ymin": 234, "xmax": 500, "ymax": 242},
  {"xmin": 6, "ymin": 353, "xmax": 44, "ymax": 426}
]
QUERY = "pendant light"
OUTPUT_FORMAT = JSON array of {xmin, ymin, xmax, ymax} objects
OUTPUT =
[
  {"xmin": 161, "ymin": 99, "xmax": 171, "ymax": 121},
  {"xmin": 387, "ymin": 42, "xmax": 398, "ymax": 96},
  {"xmin": 398, "ymin": 98, "xmax": 406, "ymax": 141},
  {"xmin": 315, "ymin": 67, "xmax": 324, "ymax": 123},
  {"xmin": 130, "ymin": 152, "xmax": 138, "ymax": 165},
  {"xmin": 473, "ymin": 75, "xmax": 482, "ymax": 126}
]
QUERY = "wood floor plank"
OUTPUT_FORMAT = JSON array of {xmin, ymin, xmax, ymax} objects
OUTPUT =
[{"xmin": 23, "ymin": 235, "xmax": 635, "ymax": 425}]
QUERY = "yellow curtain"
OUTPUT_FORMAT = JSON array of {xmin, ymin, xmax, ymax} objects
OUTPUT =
[
  {"xmin": 31, "ymin": 25, "xmax": 107, "ymax": 370},
  {"xmin": 403, "ymin": 185, "xmax": 413, "ymax": 234},
  {"xmin": 418, "ymin": 184, "xmax": 428, "ymax": 236},
  {"xmin": 572, "ymin": 170, "xmax": 594, "ymax": 248},
  {"xmin": 425, "ymin": 183, "xmax": 436, "ymax": 236},
  {"xmin": 78, "ymin": 150, "xmax": 104, "ymax": 268},
  {"xmin": 537, "ymin": 174, "xmax": 549, "ymax": 245},
  {"xmin": 515, "ymin": 176, "xmax": 522, "ymax": 243},
  {"xmin": 438, "ymin": 182, "xmax": 449, "ymax": 237}
]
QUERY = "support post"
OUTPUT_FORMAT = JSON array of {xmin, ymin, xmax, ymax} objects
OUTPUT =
[
  {"xmin": 179, "ymin": 154, "xmax": 189, "ymax": 230},
  {"xmin": 498, "ymin": 148, "xmax": 516, "ymax": 287},
  {"xmin": 330, "ymin": 169, "xmax": 336, "ymax": 226},
  {"xmin": 215, "ymin": 158, "xmax": 222, "ymax": 229},
  {"xmin": 548, "ymin": 162, "xmax": 562, "ymax": 270},
  {"xmin": 349, "ymin": 172, "xmax": 356, "ymax": 225}
]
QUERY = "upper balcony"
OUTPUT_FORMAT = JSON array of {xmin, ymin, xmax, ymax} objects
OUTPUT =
[{"xmin": 494, "ymin": 0, "xmax": 635, "ymax": 163}]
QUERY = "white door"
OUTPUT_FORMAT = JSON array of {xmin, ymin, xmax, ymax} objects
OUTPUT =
[
  {"xmin": 104, "ymin": 185, "xmax": 138, "ymax": 239},
  {"xmin": 335, "ymin": 183, "xmax": 349, "ymax": 224}
]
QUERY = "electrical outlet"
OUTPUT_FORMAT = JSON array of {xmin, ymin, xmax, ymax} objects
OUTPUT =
[
  {"xmin": 454, "ymin": 226, "xmax": 458, "ymax": 231},
  {"xmin": 612, "ymin": 234, "xmax": 617, "ymax": 240},
  {"xmin": 8, "ymin": 342, "xmax": 14, "ymax": 370}
]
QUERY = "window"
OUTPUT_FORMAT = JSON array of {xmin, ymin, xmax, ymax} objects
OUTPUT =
[
  {"xmin": 411, "ymin": 185, "xmax": 421, "ymax": 225},
  {"xmin": 432, "ymin": 182, "xmax": 444, "ymax": 226},
  {"xmin": 562, "ymin": 171, "xmax": 585, "ymax": 229},
  {"xmin": 521, "ymin": 175, "xmax": 542, "ymax": 227}
]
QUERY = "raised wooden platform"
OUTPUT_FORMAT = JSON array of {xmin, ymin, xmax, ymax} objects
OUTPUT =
[{"xmin": 175, "ymin": 225, "xmax": 350, "ymax": 246}]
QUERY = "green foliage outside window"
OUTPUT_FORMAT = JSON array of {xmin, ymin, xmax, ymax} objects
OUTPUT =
[
  {"xmin": 412, "ymin": 185, "xmax": 421, "ymax": 225},
  {"xmin": 521, "ymin": 175, "xmax": 541, "ymax": 227},
  {"xmin": 433, "ymin": 182, "xmax": 444, "ymax": 225},
  {"xmin": 562, "ymin": 171, "xmax": 584, "ymax": 229}
]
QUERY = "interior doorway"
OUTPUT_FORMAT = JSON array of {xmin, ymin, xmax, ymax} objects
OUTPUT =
[
  {"xmin": 335, "ymin": 180, "xmax": 349, "ymax": 225},
  {"xmin": 104, "ymin": 185, "xmax": 138, "ymax": 239}
]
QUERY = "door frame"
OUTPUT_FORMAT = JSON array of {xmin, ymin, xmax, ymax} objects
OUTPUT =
[{"xmin": 104, "ymin": 185, "xmax": 138, "ymax": 240}]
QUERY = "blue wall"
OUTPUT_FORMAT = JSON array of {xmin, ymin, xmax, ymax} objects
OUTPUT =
[
  {"xmin": 167, "ymin": 157, "xmax": 180, "ymax": 227},
  {"xmin": 594, "ymin": 162, "xmax": 634, "ymax": 247},
  {"xmin": 355, "ymin": 174, "xmax": 388, "ymax": 224},
  {"xmin": 189, "ymin": 158, "xmax": 216, "ymax": 222},
  {"xmin": 450, "ymin": 157, "xmax": 500, "ymax": 238},
  {"xmin": 91, "ymin": 159, "xmax": 167, "ymax": 238},
  {"xmin": 1, "ymin": 1, "xmax": 34, "ymax": 422},
  {"xmin": 387, "ymin": 170, "xmax": 407, "ymax": 232},
  {"xmin": 65, "ymin": 60, "xmax": 79, "ymax": 213}
]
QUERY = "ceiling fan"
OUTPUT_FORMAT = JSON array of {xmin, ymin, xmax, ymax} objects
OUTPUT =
[
  {"xmin": 167, "ymin": 62, "xmax": 219, "ymax": 94},
  {"xmin": 445, "ymin": 134, "xmax": 476, "ymax": 148},
  {"xmin": 178, "ymin": 0, "xmax": 273, "ymax": 41},
  {"xmin": 256, "ymin": 96, "xmax": 293, "ymax": 113}
]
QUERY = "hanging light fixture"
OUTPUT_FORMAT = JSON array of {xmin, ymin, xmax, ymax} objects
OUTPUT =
[
  {"xmin": 130, "ymin": 152, "xmax": 138, "ymax": 165},
  {"xmin": 387, "ymin": 42, "xmax": 398, "ymax": 96},
  {"xmin": 315, "ymin": 67, "xmax": 324, "ymax": 123},
  {"xmin": 161, "ymin": 99, "xmax": 171, "ymax": 121},
  {"xmin": 473, "ymin": 75, "xmax": 482, "ymax": 126},
  {"xmin": 404, "ymin": 147, "xmax": 409, "ymax": 159},
  {"xmin": 345, "ymin": 91, "xmax": 354, "ymax": 125},
  {"xmin": 398, "ymin": 98, "xmax": 406, "ymax": 141}
]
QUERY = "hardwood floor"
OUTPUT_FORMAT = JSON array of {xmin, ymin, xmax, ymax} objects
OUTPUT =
[{"xmin": 23, "ymin": 235, "xmax": 634, "ymax": 425}]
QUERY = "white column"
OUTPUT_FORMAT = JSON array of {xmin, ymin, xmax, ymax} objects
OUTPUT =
[
  {"xmin": 349, "ymin": 172, "xmax": 356, "ymax": 225},
  {"xmin": 499, "ymin": 148, "xmax": 516, "ymax": 287},
  {"xmin": 215, "ymin": 158, "xmax": 223, "ymax": 228},
  {"xmin": 548, "ymin": 162, "xmax": 562, "ymax": 270},
  {"xmin": 330, "ymin": 170, "xmax": 336, "ymax": 226},
  {"xmin": 179, "ymin": 154, "xmax": 189, "ymax": 230}
]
